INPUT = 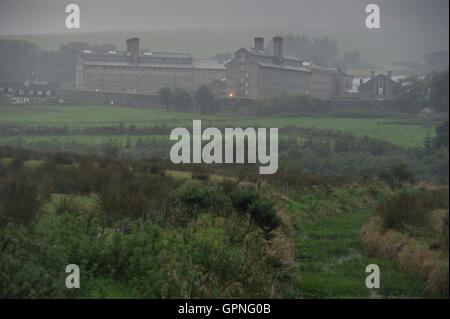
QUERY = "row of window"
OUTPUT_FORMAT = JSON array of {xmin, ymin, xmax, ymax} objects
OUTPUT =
[
  {"xmin": 239, "ymin": 62, "xmax": 249, "ymax": 96},
  {"xmin": 0, "ymin": 87, "xmax": 53, "ymax": 96},
  {"xmin": 85, "ymin": 65, "xmax": 222, "ymax": 72}
]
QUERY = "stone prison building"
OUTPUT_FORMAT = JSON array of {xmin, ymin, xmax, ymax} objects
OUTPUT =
[
  {"xmin": 76, "ymin": 37, "xmax": 353, "ymax": 100},
  {"xmin": 76, "ymin": 38, "xmax": 226, "ymax": 94},
  {"xmin": 225, "ymin": 36, "xmax": 353, "ymax": 99}
]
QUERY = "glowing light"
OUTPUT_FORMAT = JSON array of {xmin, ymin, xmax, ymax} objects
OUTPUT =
[{"xmin": 228, "ymin": 92, "xmax": 234, "ymax": 98}]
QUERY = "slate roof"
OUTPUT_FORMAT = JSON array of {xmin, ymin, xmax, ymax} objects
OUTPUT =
[
  {"xmin": 306, "ymin": 65, "xmax": 340, "ymax": 74},
  {"xmin": 81, "ymin": 50, "xmax": 225, "ymax": 70},
  {"xmin": 359, "ymin": 74, "xmax": 394, "ymax": 89},
  {"xmin": 192, "ymin": 59, "xmax": 226, "ymax": 70},
  {"xmin": 82, "ymin": 59, "xmax": 194, "ymax": 69},
  {"xmin": 256, "ymin": 61, "xmax": 311, "ymax": 72},
  {"xmin": 141, "ymin": 52, "xmax": 192, "ymax": 59},
  {"xmin": 240, "ymin": 48, "xmax": 310, "ymax": 73}
]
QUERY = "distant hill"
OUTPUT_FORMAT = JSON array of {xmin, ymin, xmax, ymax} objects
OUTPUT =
[{"xmin": 1, "ymin": 26, "xmax": 448, "ymax": 66}]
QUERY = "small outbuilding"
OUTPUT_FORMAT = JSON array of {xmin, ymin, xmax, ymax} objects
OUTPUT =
[{"xmin": 358, "ymin": 71, "xmax": 395, "ymax": 100}]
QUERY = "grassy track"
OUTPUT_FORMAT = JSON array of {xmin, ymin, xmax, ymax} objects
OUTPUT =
[{"xmin": 284, "ymin": 187, "xmax": 424, "ymax": 298}]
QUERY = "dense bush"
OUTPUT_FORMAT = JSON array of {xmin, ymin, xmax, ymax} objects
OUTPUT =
[
  {"xmin": 430, "ymin": 70, "xmax": 449, "ymax": 113},
  {"xmin": 158, "ymin": 87, "xmax": 193, "ymax": 111},
  {"xmin": 170, "ymin": 180, "xmax": 231, "ymax": 225},
  {"xmin": 230, "ymin": 188, "xmax": 281, "ymax": 237},
  {"xmin": 433, "ymin": 121, "xmax": 449, "ymax": 150},
  {"xmin": 0, "ymin": 153, "xmax": 284, "ymax": 298},
  {"xmin": 230, "ymin": 189, "xmax": 260, "ymax": 213},
  {"xmin": 0, "ymin": 170, "xmax": 42, "ymax": 227},
  {"xmin": 0, "ymin": 145, "xmax": 447, "ymax": 298},
  {"xmin": 378, "ymin": 162, "xmax": 416, "ymax": 186},
  {"xmin": 247, "ymin": 199, "xmax": 281, "ymax": 237},
  {"xmin": 377, "ymin": 189, "xmax": 449, "ymax": 232},
  {"xmin": 194, "ymin": 85, "xmax": 218, "ymax": 113},
  {"xmin": 254, "ymin": 93, "xmax": 321, "ymax": 116}
]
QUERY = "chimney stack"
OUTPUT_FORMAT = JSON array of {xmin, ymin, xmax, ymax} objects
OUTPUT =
[
  {"xmin": 254, "ymin": 37, "xmax": 264, "ymax": 51},
  {"xmin": 370, "ymin": 70, "xmax": 375, "ymax": 79},
  {"xmin": 273, "ymin": 36, "xmax": 283, "ymax": 64},
  {"xmin": 126, "ymin": 38, "xmax": 140, "ymax": 63},
  {"xmin": 387, "ymin": 70, "xmax": 392, "ymax": 78}
]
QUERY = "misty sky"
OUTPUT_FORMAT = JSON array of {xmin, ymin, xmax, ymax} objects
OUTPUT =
[
  {"xmin": 0, "ymin": 0, "xmax": 448, "ymax": 36},
  {"xmin": 0, "ymin": 0, "xmax": 448, "ymax": 64}
]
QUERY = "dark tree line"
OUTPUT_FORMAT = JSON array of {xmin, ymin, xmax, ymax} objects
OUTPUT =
[
  {"xmin": 158, "ymin": 85, "xmax": 218, "ymax": 113},
  {"xmin": 431, "ymin": 70, "xmax": 449, "ymax": 113},
  {"xmin": 393, "ymin": 69, "xmax": 449, "ymax": 113},
  {"xmin": 0, "ymin": 40, "xmax": 40, "ymax": 82},
  {"xmin": 0, "ymin": 39, "xmax": 116, "ymax": 85}
]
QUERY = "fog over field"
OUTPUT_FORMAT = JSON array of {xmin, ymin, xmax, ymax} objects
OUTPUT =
[{"xmin": 0, "ymin": 0, "xmax": 448, "ymax": 64}]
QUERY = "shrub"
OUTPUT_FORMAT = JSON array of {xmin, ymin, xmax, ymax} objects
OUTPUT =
[
  {"xmin": 0, "ymin": 171, "xmax": 42, "ymax": 227},
  {"xmin": 229, "ymin": 189, "xmax": 260, "ymax": 213},
  {"xmin": 229, "ymin": 189, "xmax": 281, "ymax": 237},
  {"xmin": 101, "ymin": 141, "xmax": 120, "ymax": 158},
  {"xmin": 433, "ymin": 120, "xmax": 449, "ymax": 150},
  {"xmin": 171, "ymin": 88, "xmax": 193, "ymax": 111},
  {"xmin": 53, "ymin": 195, "xmax": 81, "ymax": 215},
  {"xmin": 361, "ymin": 217, "xmax": 449, "ymax": 298},
  {"xmin": 440, "ymin": 211, "xmax": 449, "ymax": 254},
  {"xmin": 389, "ymin": 163, "xmax": 415, "ymax": 184},
  {"xmin": 247, "ymin": 199, "xmax": 281, "ymax": 237},
  {"xmin": 220, "ymin": 179, "xmax": 238, "ymax": 195},
  {"xmin": 158, "ymin": 87, "xmax": 172, "ymax": 109},
  {"xmin": 51, "ymin": 152, "xmax": 74, "ymax": 165},
  {"xmin": 97, "ymin": 182, "xmax": 147, "ymax": 226},
  {"xmin": 378, "ymin": 162, "xmax": 416, "ymax": 186},
  {"xmin": 171, "ymin": 180, "xmax": 230, "ymax": 224},
  {"xmin": 377, "ymin": 190, "xmax": 448, "ymax": 232},
  {"xmin": 192, "ymin": 172, "xmax": 210, "ymax": 181},
  {"xmin": 194, "ymin": 85, "xmax": 218, "ymax": 113},
  {"xmin": 0, "ymin": 223, "xmax": 68, "ymax": 298}
]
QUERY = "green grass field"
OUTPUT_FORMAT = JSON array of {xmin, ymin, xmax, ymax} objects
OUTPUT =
[{"xmin": 0, "ymin": 104, "xmax": 436, "ymax": 147}]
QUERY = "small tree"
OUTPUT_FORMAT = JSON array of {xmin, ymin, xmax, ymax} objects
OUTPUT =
[
  {"xmin": 194, "ymin": 85, "xmax": 218, "ymax": 113},
  {"xmin": 230, "ymin": 189, "xmax": 260, "ymax": 214},
  {"xmin": 171, "ymin": 180, "xmax": 229, "ymax": 225},
  {"xmin": 389, "ymin": 163, "xmax": 415, "ymax": 184},
  {"xmin": 171, "ymin": 88, "xmax": 193, "ymax": 111},
  {"xmin": 101, "ymin": 141, "xmax": 119, "ymax": 158},
  {"xmin": 433, "ymin": 120, "xmax": 449, "ymax": 150},
  {"xmin": 247, "ymin": 199, "xmax": 281, "ymax": 238},
  {"xmin": 230, "ymin": 189, "xmax": 281, "ymax": 239},
  {"xmin": 0, "ymin": 172, "xmax": 42, "ymax": 227},
  {"xmin": 430, "ymin": 70, "xmax": 449, "ymax": 113},
  {"xmin": 158, "ymin": 87, "xmax": 172, "ymax": 110},
  {"xmin": 423, "ymin": 133, "xmax": 433, "ymax": 154}
]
